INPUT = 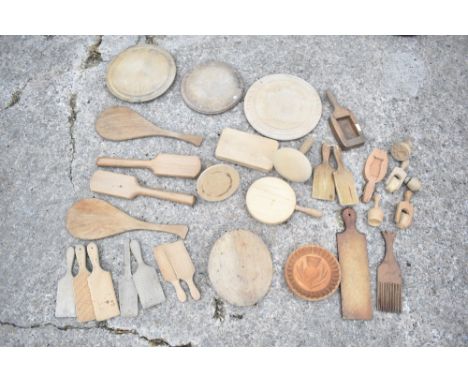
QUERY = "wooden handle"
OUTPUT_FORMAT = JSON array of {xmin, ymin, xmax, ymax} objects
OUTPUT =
[
  {"xmin": 124, "ymin": 241, "xmax": 132, "ymax": 277},
  {"xmin": 295, "ymin": 205, "xmax": 322, "ymax": 218},
  {"xmin": 381, "ymin": 231, "xmax": 396, "ymax": 260},
  {"xmin": 404, "ymin": 190, "xmax": 413, "ymax": 202},
  {"xmin": 138, "ymin": 186, "xmax": 196, "ymax": 206},
  {"xmin": 326, "ymin": 90, "xmax": 340, "ymax": 109},
  {"xmin": 373, "ymin": 193, "xmax": 381, "ymax": 207},
  {"xmin": 66, "ymin": 247, "xmax": 75, "ymax": 275},
  {"xmin": 185, "ymin": 277, "xmax": 201, "ymax": 300},
  {"xmin": 362, "ymin": 180, "xmax": 376, "ymax": 203},
  {"xmin": 157, "ymin": 130, "xmax": 204, "ymax": 147},
  {"xmin": 321, "ymin": 143, "xmax": 331, "ymax": 163},
  {"xmin": 171, "ymin": 280, "xmax": 187, "ymax": 302},
  {"xmin": 129, "ymin": 240, "xmax": 144, "ymax": 265},
  {"xmin": 75, "ymin": 245, "xmax": 87, "ymax": 272},
  {"xmin": 299, "ymin": 136, "xmax": 314, "ymax": 154},
  {"xmin": 332, "ymin": 145, "xmax": 345, "ymax": 170},
  {"xmin": 342, "ymin": 207, "xmax": 357, "ymax": 229},
  {"xmin": 96, "ymin": 157, "xmax": 151, "ymax": 170},
  {"xmin": 139, "ymin": 222, "xmax": 189, "ymax": 239},
  {"xmin": 86, "ymin": 242, "xmax": 101, "ymax": 271}
]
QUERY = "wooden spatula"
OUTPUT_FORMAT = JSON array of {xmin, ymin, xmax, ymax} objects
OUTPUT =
[
  {"xmin": 66, "ymin": 198, "xmax": 189, "ymax": 240},
  {"xmin": 96, "ymin": 154, "xmax": 201, "ymax": 179},
  {"xmin": 130, "ymin": 240, "xmax": 165, "ymax": 309},
  {"xmin": 96, "ymin": 107, "xmax": 204, "ymax": 146},
  {"xmin": 336, "ymin": 208, "xmax": 372, "ymax": 320},
  {"xmin": 90, "ymin": 170, "xmax": 196, "ymax": 206},
  {"xmin": 312, "ymin": 143, "xmax": 335, "ymax": 201},
  {"xmin": 153, "ymin": 245, "xmax": 187, "ymax": 302},
  {"xmin": 87, "ymin": 242, "xmax": 120, "ymax": 321},
  {"xmin": 332, "ymin": 145, "xmax": 359, "ymax": 206},
  {"xmin": 55, "ymin": 247, "xmax": 76, "ymax": 318},
  {"xmin": 73, "ymin": 245, "xmax": 95, "ymax": 322},
  {"xmin": 118, "ymin": 241, "xmax": 138, "ymax": 317}
]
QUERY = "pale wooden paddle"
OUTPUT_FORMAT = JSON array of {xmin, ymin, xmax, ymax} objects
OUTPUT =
[
  {"xmin": 96, "ymin": 107, "xmax": 203, "ymax": 146},
  {"xmin": 66, "ymin": 198, "xmax": 189, "ymax": 240},
  {"xmin": 90, "ymin": 170, "xmax": 196, "ymax": 206},
  {"xmin": 332, "ymin": 145, "xmax": 359, "ymax": 206},
  {"xmin": 73, "ymin": 245, "xmax": 95, "ymax": 322}
]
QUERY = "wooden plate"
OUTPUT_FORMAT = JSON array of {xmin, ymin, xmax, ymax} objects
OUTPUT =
[
  {"xmin": 106, "ymin": 45, "xmax": 176, "ymax": 102},
  {"xmin": 181, "ymin": 61, "xmax": 243, "ymax": 114},
  {"xmin": 208, "ymin": 230, "xmax": 273, "ymax": 306},
  {"xmin": 285, "ymin": 244, "xmax": 341, "ymax": 301},
  {"xmin": 196, "ymin": 164, "xmax": 240, "ymax": 202},
  {"xmin": 244, "ymin": 74, "xmax": 322, "ymax": 140}
]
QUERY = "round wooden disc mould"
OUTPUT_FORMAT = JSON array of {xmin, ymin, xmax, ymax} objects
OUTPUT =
[{"xmin": 196, "ymin": 164, "xmax": 240, "ymax": 202}]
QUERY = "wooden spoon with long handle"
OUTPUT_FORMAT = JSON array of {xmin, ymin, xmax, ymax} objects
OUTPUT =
[
  {"xmin": 66, "ymin": 198, "xmax": 188, "ymax": 240},
  {"xmin": 96, "ymin": 107, "xmax": 204, "ymax": 146},
  {"xmin": 96, "ymin": 153, "xmax": 201, "ymax": 179}
]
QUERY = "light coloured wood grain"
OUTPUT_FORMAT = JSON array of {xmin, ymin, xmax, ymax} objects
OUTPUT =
[
  {"xmin": 106, "ymin": 45, "xmax": 176, "ymax": 102},
  {"xmin": 312, "ymin": 143, "xmax": 335, "ymax": 201},
  {"xmin": 208, "ymin": 230, "xmax": 273, "ymax": 307},
  {"xmin": 391, "ymin": 139, "xmax": 412, "ymax": 161},
  {"xmin": 362, "ymin": 148, "xmax": 388, "ymax": 203},
  {"xmin": 66, "ymin": 198, "xmax": 188, "ymax": 240},
  {"xmin": 90, "ymin": 170, "xmax": 196, "ymax": 206},
  {"xmin": 385, "ymin": 166, "xmax": 408, "ymax": 193},
  {"xmin": 118, "ymin": 240, "xmax": 138, "ymax": 318},
  {"xmin": 86, "ymin": 243, "xmax": 120, "ymax": 321},
  {"xmin": 273, "ymin": 136, "xmax": 314, "ymax": 182},
  {"xmin": 336, "ymin": 208, "xmax": 372, "ymax": 320},
  {"xmin": 95, "ymin": 107, "xmax": 203, "ymax": 146},
  {"xmin": 55, "ymin": 247, "xmax": 76, "ymax": 318},
  {"xmin": 153, "ymin": 245, "xmax": 186, "ymax": 302},
  {"xmin": 96, "ymin": 153, "xmax": 201, "ymax": 179},
  {"xmin": 73, "ymin": 245, "xmax": 95, "ymax": 322},
  {"xmin": 332, "ymin": 145, "xmax": 359, "ymax": 206},
  {"xmin": 246, "ymin": 177, "xmax": 321, "ymax": 225},
  {"xmin": 367, "ymin": 194, "xmax": 384, "ymax": 227},
  {"xmin": 395, "ymin": 190, "xmax": 414, "ymax": 229},
  {"xmin": 244, "ymin": 74, "xmax": 322, "ymax": 141},
  {"xmin": 196, "ymin": 164, "xmax": 240, "ymax": 202},
  {"xmin": 215, "ymin": 128, "xmax": 279, "ymax": 172}
]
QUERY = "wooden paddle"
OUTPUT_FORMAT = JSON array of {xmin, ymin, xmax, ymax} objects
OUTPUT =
[
  {"xmin": 90, "ymin": 170, "xmax": 196, "ymax": 206},
  {"xmin": 87, "ymin": 243, "xmax": 120, "ymax": 321},
  {"xmin": 55, "ymin": 247, "xmax": 76, "ymax": 318},
  {"xmin": 66, "ymin": 198, "xmax": 188, "ymax": 240},
  {"xmin": 73, "ymin": 245, "xmax": 95, "ymax": 322},
  {"xmin": 96, "ymin": 153, "xmax": 201, "ymax": 179},
  {"xmin": 96, "ymin": 107, "xmax": 204, "ymax": 146},
  {"xmin": 362, "ymin": 148, "xmax": 388, "ymax": 203},
  {"xmin": 118, "ymin": 241, "xmax": 138, "ymax": 317},
  {"xmin": 154, "ymin": 245, "xmax": 187, "ymax": 302},
  {"xmin": 312, "ymin": 143, "xmax": 335, "ymax": 201},
  {"xmin": 332, "ymin": 145, "xmax": 359, "ymax": 206}
]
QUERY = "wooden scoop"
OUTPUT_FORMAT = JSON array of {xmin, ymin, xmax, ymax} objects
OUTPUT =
[
  {"xmin": 96, "ymin": 107, "xmax": 204, "ymax": 146},
  {"xmin": 97, "ymin": 154, "xmax": 201, "ymax": 179},
  {"xmin": 326, "ymin": 91, "xmax": 365, "ymax": 150},
  {"xmin": 312, "ymin": 143, "xmax": 335, "ymax": 201},
  {"xmin": 332, "ymin": 145, "xmax": 359, "ymax": 206},
  {"xmin": 66, "ymin": 198, "xmax": 188, "ymax": 240},
  {"xmin": 362, "ymin": 148, "xmax": 388, "ymax": 203},
  {"xmin": 273, "ymin": 136, "xmax": 314, "ymax": 182},
  {"xmin": 90, "ymin": 170, "xmax": 196, "ymax": 206}
]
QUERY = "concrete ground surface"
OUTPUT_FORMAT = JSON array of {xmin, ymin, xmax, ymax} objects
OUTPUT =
[{"xmin": 0, "ymin": 35, "xmax": 466, "ymax": 346}]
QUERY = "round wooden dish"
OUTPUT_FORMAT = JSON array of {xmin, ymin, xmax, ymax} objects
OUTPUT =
[
  {"xmin": 106, "ymin": 45, "xmax": 176, "ymax": 102},
  {"xmin": 181, "ymin": 61, "xmax": 243, "ymax": 114},
  {"xmin": 196, "ymin": 164, "xmax": 240, "ymax": 202},
  {"xmin": 244, "ymin": 74, "xmax": 322, "ymax": 140},
  {"xmin": 284, "ymin": 244, "xmax": 341, "ymax": 301}
]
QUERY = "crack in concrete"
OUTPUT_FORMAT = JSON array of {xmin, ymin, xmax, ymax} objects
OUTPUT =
[
  {"xmin": 213, "ymin": 298, "xmax": 225, "ymax": 322},
  {"xmin": 68, "ymin": 94, "xmax": 77, "ymax": 190},
  {"xmin": 3, "ymin": 79, "xmax": 31, "ymax": 111},
  {"xmin": 83, "ymin": 36, "xmax": 103, "ymax": 69},
  {"xmin": 0, "ymin": 320, "xmax": 193, "ymax": 347}
]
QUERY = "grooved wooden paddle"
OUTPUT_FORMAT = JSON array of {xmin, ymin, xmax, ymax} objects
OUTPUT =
[
  {"xmin": 332, "ymin": 145, "xmax": 359, "ymax": 206},
  {"xmin": 90, "ymin": 170, "xmax": 196, "ymax": 206},
  {"xmin": 336, "ymin": 208, "xmax": 372, "ymax": 320},
  {"xmin": 66, "ymin": 198, "xmax": 188, "ymax": 240},
  {"xmin": 96, "ymin": 107, "xmax": 203, "ymax": 146},
  {"xmin": 87, "ymin": 243, "xmax": 120, "ymax": 321},
  {"xmin": 73, "ymin": 245, "xmax": 95, "ymax": 322},
  {"xmin": 312, "ymin": 143, "xmax": 335, "ymax": 201},
  {"xmin": 96, "ymin": 154, "xmax": 201, "ymax": 179}
]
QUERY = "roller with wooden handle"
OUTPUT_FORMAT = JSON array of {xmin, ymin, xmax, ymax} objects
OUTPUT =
[
  {"xmin": 273, "ymin": 136, "xmax": 314, "ymax": 182},
  {"xmin": 73, "ymin": 245, "xmax": 95, "ymax": 322},
  {"xmin": 312, "ymin": 143, "xmax": 336, "ymax": 201},
  {"xmin": 130, "ymin": 240, "xmax": 165, "ymax": 309},
  {"xmin": 332, "ymin": 145, "xmax": 359, "ymax": 206},
  {"xmin": 153, "ymin": 245, "xmax": 187, "ymax": 302},
  {"xmin": 96, "ymin": 154, "xmax": 201, "ymax": 179},
  {"xmin": 362, "ymin": 148, "xmax": 388, "ymax": 203},
  {"xmin": 66, "ymin": 198, "xmax": 189, "ymax": 240},
  {"xmin": 96, "ymin": 107, "xmax": 204, "ymax": 146},
  {"xmin": 55, "ymin": 247, "xmax": 76, "ymax": 318},
  {"xmin": 385, "ymin": 160, "xmax": 409, "ymax": 193},
  {"xmin": 90, "ymin": 170, "xmax": 196, "ymax": 206},
  {"xmin": 336, "ymin": 208, "xmax": 372, "ymax": 320}
]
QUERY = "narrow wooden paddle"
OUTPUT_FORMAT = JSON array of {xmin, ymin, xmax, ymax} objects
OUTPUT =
[
  {"xmin": 73, "ymin": 245, "xmax": 95, "ymax": 322},
  {"xmin": 312, "ymin": 143, "xmax": 335, "ymax": 201},
  {"xmin": 66, "ymin": 198, "xmax": 189, "ymax": 240},
  {"xmin": 153, "ymin": 244, "xmax": 187, "ymax": 302},
  {"xmin": 55, "ymin": 247, "xmax": 76, "ymax": 318},
  {"xmin": 332, "ymin": 145, "xmax": 359, "ymax": 206},
  {"xmin": 96, "ymin": 107, "xmax": 204, "ymax": 146},
  {"xmin": 96, "ymin": 153, "xmax": 201, "ymax": 179},
  {"xmin": 90, "ymin": 170, "xmax": 196, "ymax": 206}
]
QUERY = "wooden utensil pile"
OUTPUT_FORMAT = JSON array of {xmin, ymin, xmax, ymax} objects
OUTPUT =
[{"xmin": 57, "ymin": 43, "xmax": 423, "ymax": 326}]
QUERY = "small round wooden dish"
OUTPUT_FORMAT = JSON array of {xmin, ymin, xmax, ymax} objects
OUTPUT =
[
  {"xmin": 284, "ymin": 244, "xmax": 341, "ymax": 301},
  {"xmin": 196, "ymin": 164, "xmax": 240, "ymax": 202},
  {"xmin": 106, "ymin": 45, "xmax": 176, "ymax": 103}
]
